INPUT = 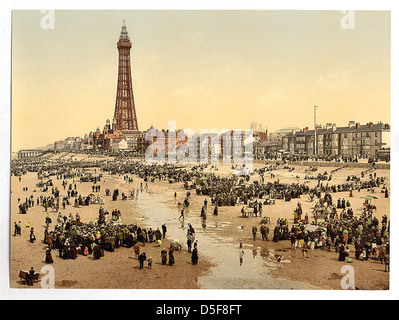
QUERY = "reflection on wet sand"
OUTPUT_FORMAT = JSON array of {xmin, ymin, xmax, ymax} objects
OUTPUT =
[{"xmin": 130, "ymin": 183, "xmax": 314, "ymax": 289}]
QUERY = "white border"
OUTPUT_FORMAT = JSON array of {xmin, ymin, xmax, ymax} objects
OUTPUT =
[{"xmin": 1, "ymin": 0, "xmax": 398, "ymax": 301}]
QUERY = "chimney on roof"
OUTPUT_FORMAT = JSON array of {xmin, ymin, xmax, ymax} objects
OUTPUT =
[
  {"xmin": 303, "ymin": 127, "xmax": 308, "ymax": 132},
  {"xmin": 348, "ymin": 121, "xmax": 355, "ymax": 128},
  {"xmin": 384, "ymin": 124, "xmax": 390, "ymax": 130},
  {"xmin": 315, "ymin": 125, "xmax": 322, "ymax": 131},
  {"xmin": 356, "ymin": 123, "xmax": 360, "ymax": 129},
  {"xmin": 326, "ymin": 123, "xmax": 335, "ymax": 130},
  {"xmin": 368, "ymin": 122, "xmax": 373, "ymax": 127}
]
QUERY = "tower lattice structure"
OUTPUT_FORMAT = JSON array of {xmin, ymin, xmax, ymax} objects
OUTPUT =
[{"xmin": 113, "ymin": 21, "xmax": 139, "ymax": 132}]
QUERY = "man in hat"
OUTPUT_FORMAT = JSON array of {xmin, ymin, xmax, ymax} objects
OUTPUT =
[
  {"xmin": 138, "ymin": 252, "xmax": 147, "ymax": 269},
  {"xmin": 252, "ymin": 225, "xmax": 257, "ymax": 241},
  {"xmin": 27, "ymin": 267, "xmax": 35, "ymax": 286},
  {"xmin": 162, "ymin": 223, "xmax": 167, "ymax": 239}
]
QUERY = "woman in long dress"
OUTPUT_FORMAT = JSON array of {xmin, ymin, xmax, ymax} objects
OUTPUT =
[
  {"xmin": 168, "ymin": 250, "xmax": 175, "ymax": 266},
  {"xmin": 191, "ymin": 247, "xmax": 198, "ymax": 265},
  {"xmin": 29, "ymin": 228, "xmax": 36, "ymax": 243},
  {"xmin": 161, "ymin": 249, "xmax": 167, "ymax": 265},
  {"xmin": 45, "ymin": 249, "xmax": 53, "ymax": 264},
  {"xmin": 93, "ymin": 245, "xmax": 101, "ymax": 260},
  {"xmin": 338, "ymin": 245, "xmax": 346, "ymax": 261}
]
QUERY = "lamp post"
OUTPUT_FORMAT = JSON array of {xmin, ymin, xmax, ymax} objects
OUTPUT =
[{"xmin": 314, "ymin": 105, "xmax": 318, "ymax": 157}]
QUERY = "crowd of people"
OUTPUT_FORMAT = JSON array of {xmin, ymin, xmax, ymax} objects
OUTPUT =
[
  {"xmin": 11, "ymin": 154, "xmax": 390, "ymax": 289},
  {"xmin": 39, "ymin": 206, "xmax": 201, "ymax": 270}
]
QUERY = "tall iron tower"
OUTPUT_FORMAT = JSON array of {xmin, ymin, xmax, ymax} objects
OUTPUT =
[{"xmin": 113, "ymin": 20, "xmax": 139, "ymax": 132}]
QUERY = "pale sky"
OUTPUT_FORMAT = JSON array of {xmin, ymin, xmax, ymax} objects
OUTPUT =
[{"xmin": 11, "ymin": 10, "xmax": 390, "ymax": 151}]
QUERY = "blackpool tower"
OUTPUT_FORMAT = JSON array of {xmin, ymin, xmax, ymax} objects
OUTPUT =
[{"xmin": 113, "ymin": 21, "xmax": 139, "ymax": 132}]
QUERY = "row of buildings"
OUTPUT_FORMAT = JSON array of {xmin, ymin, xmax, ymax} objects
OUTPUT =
[
  {"xmin": 49, "ymin": 120, "xmax": 390, "ymax": 161},
  {"xmin": 281, "ymin": 121, "xmax": 390, "ymax": 159},
  {"xmin": 50, "ymin": 123, "xmax": 269, "ymax": 158}
]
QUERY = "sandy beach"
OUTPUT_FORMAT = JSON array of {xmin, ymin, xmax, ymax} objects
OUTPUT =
[{"xmin": 10, "ymin": 153, "xmax": 390, "ymax": 290}]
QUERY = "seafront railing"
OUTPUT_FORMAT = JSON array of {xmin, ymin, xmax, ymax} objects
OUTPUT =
[{"xmin": 253, "ymin": 159, "xmax": 390, "ymax": 170}]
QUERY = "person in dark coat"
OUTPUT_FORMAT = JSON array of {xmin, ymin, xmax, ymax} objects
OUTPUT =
[
  {"xmin": 29, "ymin": 228, "xmax": 36, "ymax": 243},
  {"xmin": 138, "ymin": 252, "xmax": 147, "ymax": 269},
  {"xmin": 273, "ymin": 226, "xmax": 279, "ymax": 242},
  {"xmin": 191, "ymin": 247, "xmax": 199, "ymax": 265},
  {"xmin": 168, "ymin": 249, "xmax": 175, "ymax": 266},
  {"xmin": 27, "ymin": 267, "xmax": 35, "ymax": 286},
  {"xmin": 70, "ymin": 243, "xmax": 77, "ymax": 259},
  {"xmin": 161, "ymin": 248, "xmax": 167, "ymax": 265},
  {"xmin": 126, "ymin": 234, "xmax": 134, "ymax": 248},
  {"xmin": 45, "ymin": 249, "xmax": 53, "ymax": 264},
  {"xmin": 93, "ymin": 245, "xmax": 101, "ymax": 260},
  {"xmin": 338, "ymin": 244, "xmax": 346, "ymax": 261}
]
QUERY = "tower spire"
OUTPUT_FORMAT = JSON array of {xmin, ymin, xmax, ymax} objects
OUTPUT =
[
  {"xmin": 113, "ymin": 20, "xmax": 139, "ymax": 132},
  {"xmin": 120, "ymin": 19, "xmax": 130, "ymax": 41}
]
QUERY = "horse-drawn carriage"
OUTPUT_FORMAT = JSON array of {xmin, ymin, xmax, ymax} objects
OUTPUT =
[
  {"xmin": 313, "ymin": 206, "xmax": 328, "ymax": 223},
  {"xmin": 184, "ymin": 181, "xmax": 195, "ymax": 190},
  {"xmin": 87, "ymin": 194, "xmax": 103, "ymax": 205},
  {"xmin": 36, "ymin": 181, "xmax": 44, "ymax": 188},
  {"xmin": 261, "ymin": 216, "xmax": 271, "ymax": 224},
  {"xmin": 263, "ymin": 195, "xmax": 276, "ymax": 205},
  {"xmin": 170, "ymin": 240, "xmax": 182, "ymax": 251}
]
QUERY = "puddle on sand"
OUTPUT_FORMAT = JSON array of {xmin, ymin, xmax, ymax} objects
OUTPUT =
[{"xmin": 127, "ymin": 187, "xmax": 316, "ymax": 290}]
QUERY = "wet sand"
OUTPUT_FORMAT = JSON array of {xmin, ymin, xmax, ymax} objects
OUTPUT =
[{"xmin": 10, "ymin": 153, "xmax": 390, "ymax": 289}]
